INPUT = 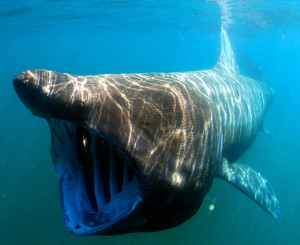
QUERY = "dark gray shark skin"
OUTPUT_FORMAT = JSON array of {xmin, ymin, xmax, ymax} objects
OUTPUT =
[{"xmin": 13, "ymin": 27, "xmax": 281, "ymax": 235}]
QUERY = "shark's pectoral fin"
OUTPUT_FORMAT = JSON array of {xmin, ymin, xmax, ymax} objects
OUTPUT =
[{"xmin": 216, "ymin": 158, "xmax": 281, "ymax": 222}]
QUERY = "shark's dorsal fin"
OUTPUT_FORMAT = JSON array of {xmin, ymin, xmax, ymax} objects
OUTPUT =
[
  {"xmin": 215, "ymin": 26, "xmax": 239, "ymax": 74},
  {"xmin": 217, "ymin": 158, "xmax": 282, "ymax": 222}
]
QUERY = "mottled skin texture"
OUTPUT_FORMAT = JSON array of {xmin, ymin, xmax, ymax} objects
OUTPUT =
[
  {"xmin": 14, "ymin": 58, "xmax": 273, "ymax": 184},
  {"xmin": 13, "ymin": 28, "xmax": 280, "ymax": 235}
]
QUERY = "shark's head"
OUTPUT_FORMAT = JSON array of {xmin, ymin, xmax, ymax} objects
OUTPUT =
[{"xmin": 13, "ymin": 69, "xmax": 221, "ymax": 235}]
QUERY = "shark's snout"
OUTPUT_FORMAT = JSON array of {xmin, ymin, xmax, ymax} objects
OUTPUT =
[
  {"xmin": 13, "ymin": 70, "xmax": 43, "ymax": 116},
  {"xmin": 13, "ymin": 70, "xmax": 88, "ymax": 121},
  {"xmin": 13, "ymin": 69, "xmax": 44, "ymax": 91},
  {"xmin": 13, "ymin": 72, "xmax": 28, "ymax": 87}
]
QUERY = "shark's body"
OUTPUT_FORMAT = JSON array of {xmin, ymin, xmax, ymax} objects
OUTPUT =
[{"xmin": 13, "ymin": 27, "xmax": 280, "ymax": 235}]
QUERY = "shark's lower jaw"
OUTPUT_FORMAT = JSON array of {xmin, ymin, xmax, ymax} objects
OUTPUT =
[{"xmin": 50, "ymin": 120, "xmax": 142, "ymax": 235}]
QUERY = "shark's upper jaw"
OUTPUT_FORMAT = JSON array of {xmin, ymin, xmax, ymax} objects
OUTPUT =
[{"xmin": 51, "ymin": 119, "xmax": 142, "ymax": 235}]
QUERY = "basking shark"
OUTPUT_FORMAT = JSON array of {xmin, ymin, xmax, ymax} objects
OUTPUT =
[{"xmin": 13, "ymin": 25, "xmax": 281, "ymax": 235}]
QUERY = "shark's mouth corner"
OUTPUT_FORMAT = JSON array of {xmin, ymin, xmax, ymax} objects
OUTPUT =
[{"xmin": 51, "ymin": 120, "xmax": 142, "ymax": 235}]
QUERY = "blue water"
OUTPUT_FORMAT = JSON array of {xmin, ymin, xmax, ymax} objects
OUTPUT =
[{"xmin": 0, "ymin": 0, "xmax": 299, "ymax": 244}]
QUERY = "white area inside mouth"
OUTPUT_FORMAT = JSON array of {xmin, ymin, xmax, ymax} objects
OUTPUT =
[{"xmin": 51, "ymin": 120, "xmax": 141, "ymax": 235}]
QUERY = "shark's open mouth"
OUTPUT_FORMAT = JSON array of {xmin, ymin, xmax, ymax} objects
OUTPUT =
[{"xmin": 50, "ymin": 120, "xmax": 142, "ymax": 235}]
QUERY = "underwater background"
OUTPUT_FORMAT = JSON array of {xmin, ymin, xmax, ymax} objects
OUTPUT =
[{"xmin": 0, "ymin": 0, "xmax": 299, "ymax": 244}]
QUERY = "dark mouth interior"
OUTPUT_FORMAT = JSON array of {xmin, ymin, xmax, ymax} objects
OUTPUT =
[
  {"xmin": 55, "ymin": 121, "xmax": 141, "ymax": 235},
  {"xmin": 76, "ymin": 126, "xmax": 136, "ymax": 212}
]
